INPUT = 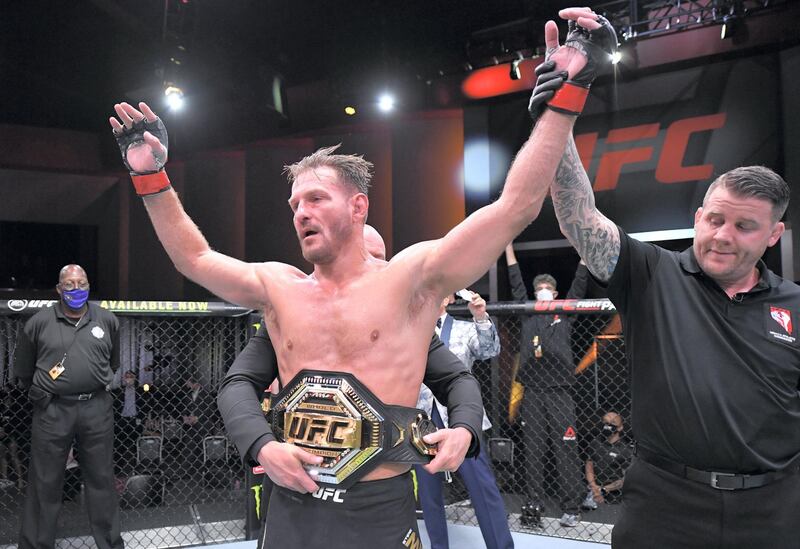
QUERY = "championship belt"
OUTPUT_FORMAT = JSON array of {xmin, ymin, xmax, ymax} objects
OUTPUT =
[{"xmin": 265, "ymin": 370, "xmax": 437, "ymax": 489}]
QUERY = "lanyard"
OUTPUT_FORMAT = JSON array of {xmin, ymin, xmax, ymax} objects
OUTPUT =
[{"xmin": 57, "ymin": 312, "xmax": 86, "ymax": 367}]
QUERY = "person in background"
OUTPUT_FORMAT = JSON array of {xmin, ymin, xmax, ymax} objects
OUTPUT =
[
  {"xmin": 582, "ymin": 411, "xmax": 632, "ymax": 510},
  {"xmin": 180, "ymin": 374, "xmax": 214, "ymax": 470},
  {"xmin": 505, "ymin": 244, "xmax": 588, "ymax": 528},
  {"xmin": 13, "ymin": 264, "xmax": 123, "ymax": 549},
  {"xmin": 115, "ymin": 370, "xmax": 143, "ymax": 474},
  {"xmin": 415, "ymin": 289, "xmax": 513, "ymax": 549},
  {"xmin": 0, "ymin": 388, "xmax": 24, "ymax": 490}
]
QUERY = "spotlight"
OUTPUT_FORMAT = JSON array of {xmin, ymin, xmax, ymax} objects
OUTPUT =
[
  {"xmin": 164, "ymin": 85, "xmax": 184, "ymax": 111},
  {"xmin": 610, "ymin": 51, "xmax": 622, "ymax": 65},
  {"xmin": 510, "ymin": 58, "xmax": 522, "ymax": 80},
  {"xmin": 720, "ymin": 15, "xmax": 739, "ymax": 40},
  {"xmin": 378, "ymin": 94, "xmax": 394, "ymax": 113},
  {"xmin": 344, "ymin": 106, "xmax": 356, "ymax": 116}
]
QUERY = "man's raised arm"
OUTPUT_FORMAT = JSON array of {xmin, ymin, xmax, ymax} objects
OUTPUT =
[
  {"xmin": 417, "ymin": 73, "xmax": 573, "ymax": 290},
  {"xmin": 522, "ymin": 8, "xmax": 621, "ymax": 283},
  {"xmin": 551, "ymin": 133, "xmax": 620, "ymax": 283},
  {"xmin": 418, "ymin": 12, "xmax": 617, "ymax": 295},
  {"xmin": 109, "ymin": 102, "xmax": 270, "ymax": 309}
]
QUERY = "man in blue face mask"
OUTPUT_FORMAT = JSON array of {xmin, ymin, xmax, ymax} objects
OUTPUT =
[{"xmin": 13, "ymin": 264, "xmax": 123, "ymax": 549}]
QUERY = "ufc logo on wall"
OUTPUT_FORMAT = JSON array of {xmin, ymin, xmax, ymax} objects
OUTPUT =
[{"xmin": 575, "ymin": 112, "xmax": 727, "ymax": 191}]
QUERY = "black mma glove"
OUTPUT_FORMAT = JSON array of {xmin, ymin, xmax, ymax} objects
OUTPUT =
[
  {"xmin": 113, "ymin": 118, "xmax": 171, "ymax": 196},
  {"xmin": 547, "ymin": 14, "xmax": 618, "ymax": 116},
  {"xmin": 528, "ymin": 60, "xmax": 568, "ymax": 122}
]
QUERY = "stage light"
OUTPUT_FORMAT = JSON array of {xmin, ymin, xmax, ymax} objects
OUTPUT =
[
  {"xmin": 344, "ymin": 106, "xmax": 356, "ymax": 116},
  {"xmin": 164, "ymin": 85, "xmax": 184, "ymax": 111},
  {"xmin": 720, "ymin": 15, "xmax": 738, "ymax": 39},
  {"xmin": 463, "ymin": 138, "xmax": 512, "ymax": 194},
  {"xmin": 378, "ymin": 94, "xmax": 394, "ymax": 113},
  {"xmin": 610, "ymin": 51, "xmax": 622, "ymax": 65}
]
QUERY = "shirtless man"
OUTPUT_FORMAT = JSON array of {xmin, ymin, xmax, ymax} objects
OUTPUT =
[
  {"xmin": 109, "ymin": 10, "xmax": 612, "ymax": 547},
  {"xmin": 218, "ymin": 224, "xmax": 487, "ymax": 547}
]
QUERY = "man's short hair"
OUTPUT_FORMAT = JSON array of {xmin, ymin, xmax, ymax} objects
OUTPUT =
[
  {"xmin": 533, "ymin": 273, "xmax": 557, "ymax": 290},
  {"xmin": 284, "ymin": 144, "xmax": 373, "ymax": 195},
  {"xmin": 703, "ymin": 166, "xmax": 790, "ymax": 222}
]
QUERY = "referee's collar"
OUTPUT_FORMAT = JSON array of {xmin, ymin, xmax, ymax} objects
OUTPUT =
[
  {"xmin": 54, "ymin": 301, "xmax": 94, "ymax": 323},
  {"xmin": 679, "ymin": 247, "xmax": 772, "ymax": 290}
]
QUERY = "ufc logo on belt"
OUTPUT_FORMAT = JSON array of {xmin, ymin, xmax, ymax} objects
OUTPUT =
[{"xmin": 285, "ymin": 412, "xmax": 361, "ymax": 448}]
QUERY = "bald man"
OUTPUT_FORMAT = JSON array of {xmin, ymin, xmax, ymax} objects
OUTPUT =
[
  {"xmin": 13, "ymin": 265, "xmax": 123, "ymax": 549},
  {"xmin": 362, "ymin": 224, "xmax": 386, "ymax": 260}
]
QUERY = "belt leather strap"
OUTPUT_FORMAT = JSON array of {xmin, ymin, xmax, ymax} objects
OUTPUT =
[
  {"xmin": 56, "ymin": 390, "xmax": 103, "ymax": 401},
  {"xmin": 636, "ymin": 445, "xmax": 798, "ymax": 491}
]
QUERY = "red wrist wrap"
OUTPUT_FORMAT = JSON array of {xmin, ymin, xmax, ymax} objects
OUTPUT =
[
  {"xmin": 131, "ymin": 171, "xmax": 171, "ymax": 196},
  {"xmin": 546, "ymin": 82, "xmax": 590, "ymax": 116}
]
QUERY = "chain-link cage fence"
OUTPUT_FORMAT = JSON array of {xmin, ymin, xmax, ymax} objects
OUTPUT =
[
  {"xmin": 441, "ymin": 300, "xmax": 629, "ymax": 544},
  {"xmin": 0, "ymin": 299, "xmax": 629, "ymax": 547},
  {"xmin": 0, "ymin": 302, "xmax": 250, "ymax": 549}
]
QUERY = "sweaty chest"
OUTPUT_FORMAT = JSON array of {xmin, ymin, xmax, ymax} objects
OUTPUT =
[{"xmin": 269, "ymin": 283, "xmax": 412, "ymax": 364}]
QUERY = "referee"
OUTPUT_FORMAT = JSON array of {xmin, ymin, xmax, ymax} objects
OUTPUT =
[
  {"xmin": 527, "ymin": 46, "xmax": 800, "ymax": 546},
  {"xmin": 13, "ymin": 264, "xmax": 123, "ymax": 549}
]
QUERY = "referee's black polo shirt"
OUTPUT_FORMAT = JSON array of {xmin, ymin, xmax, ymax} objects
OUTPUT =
[
  {"xmin": 606, "ymin": 227, "xmax": 800, "ymax": 473},
  {"xmin": 14, "ymin": 302, "xmax": 120, "ymax": 395}
]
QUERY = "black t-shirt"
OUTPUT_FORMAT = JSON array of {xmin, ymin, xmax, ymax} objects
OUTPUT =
[
  {"xmin": 587, "ymin": 436, "xmax": 633, "ymax": 485},
  {"xmin": 606, "ymin": 227, "xmax": 800, "ymax": 472},
  {"xmin": 13, "ymin": 303, "xmax": 120, "ymax": 394},
  {"xmin": 509, "ymin": 263, "xmax": 589, "ymax": 388}
]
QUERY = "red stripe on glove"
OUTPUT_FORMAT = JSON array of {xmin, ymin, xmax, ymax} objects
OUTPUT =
[
  {"xmin": 547, "ymin": 82, "xmax": 590, "ymax": 116},
  {"xmin": 131, "ymin": 171, "xmax": 171, "ymax": 196}
]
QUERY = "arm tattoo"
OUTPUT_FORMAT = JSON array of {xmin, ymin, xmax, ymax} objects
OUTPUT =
[{"xmin": 552, "ymin": 135, "xmax": 620, "ymax": 282}]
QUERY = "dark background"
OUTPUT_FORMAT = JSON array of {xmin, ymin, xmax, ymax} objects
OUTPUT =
[
  {"xmin": 1, "ymin": 1, "xmax": 799, "ymax": 298},
  {"xmin": 1, "ymin": 0, "xmax": 571, "ymax": 152}
]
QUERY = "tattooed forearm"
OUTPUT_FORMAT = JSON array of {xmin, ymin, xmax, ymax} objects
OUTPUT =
[{"xmin": 551, "ymin": 135, "xmax": 620, "ymax": 282}]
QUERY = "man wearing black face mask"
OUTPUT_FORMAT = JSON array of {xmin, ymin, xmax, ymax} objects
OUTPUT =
[
  {"xmin": 12, "ymin": 264, "xmax": 123, "ymax": 549},
  {"xmin": 583, "ymin": 412, "xmax": 632, "ymax": 509},
  {"xmin": 505, "ymin": 244, "xmax": 589, "ymax": 528}
]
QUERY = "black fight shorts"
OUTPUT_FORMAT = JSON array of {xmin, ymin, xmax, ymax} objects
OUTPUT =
[{"xmin": 260, "ymin": 472, "xmax": 421, "ymax": 549}]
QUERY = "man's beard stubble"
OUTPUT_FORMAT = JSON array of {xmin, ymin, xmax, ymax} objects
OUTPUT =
[{"xmin": 301, "ymin": 220, "xmax": 354, "ymax": 265}]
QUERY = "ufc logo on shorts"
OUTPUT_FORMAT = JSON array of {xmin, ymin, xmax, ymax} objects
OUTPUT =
[{"xmin": 311, "ymin": 487, "xmax": 346, "ymax": 503}]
